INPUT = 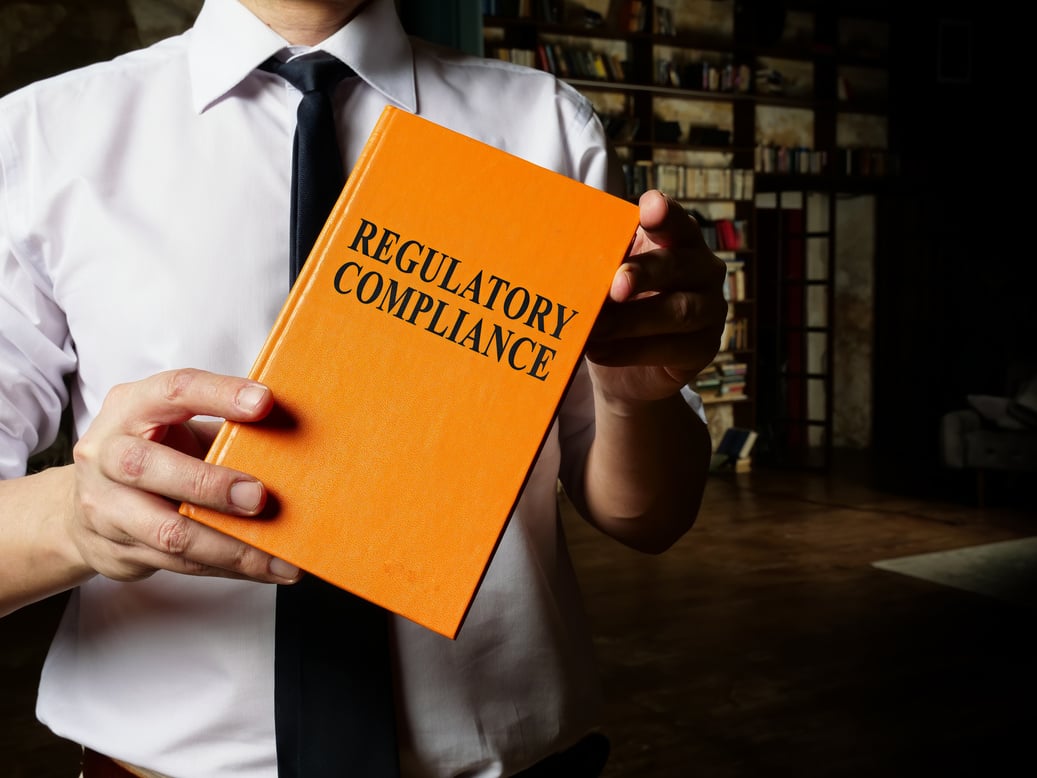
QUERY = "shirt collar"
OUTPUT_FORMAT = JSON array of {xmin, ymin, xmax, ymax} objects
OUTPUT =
[{"xmin": 188, "ymin": 0, "xmax": 416, "ymax": 114}]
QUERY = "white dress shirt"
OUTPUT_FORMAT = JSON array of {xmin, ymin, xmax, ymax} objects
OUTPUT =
[{"xmin": 0, "ymin": 0, "xmax": 623, "ymax": 776}]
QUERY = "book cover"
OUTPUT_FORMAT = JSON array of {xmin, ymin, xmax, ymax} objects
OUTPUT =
[{"xmin": 179, "ymin": 105, "xmax": 640, "ymax": 639}]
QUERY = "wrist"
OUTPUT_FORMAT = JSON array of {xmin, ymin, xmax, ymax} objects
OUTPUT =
[
  {"xmin": 593, "ymin": 386, "xmax": 689, "ymax": 422},
  {"xmin": 18, "ymin": 466, "xmax": 95, "ymax": 609},
  {"xmin": 51, "ymin": 465, "xmax": 97, "ymax": 578}
]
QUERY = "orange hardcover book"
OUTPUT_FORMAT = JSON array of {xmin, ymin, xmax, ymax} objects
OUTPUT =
[{"xmin": 180, "ymin": 105, "xmax": 640, "ymax": 639}]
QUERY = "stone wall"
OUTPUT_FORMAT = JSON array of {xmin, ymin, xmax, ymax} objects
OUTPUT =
[{"xmin": 0, "ymin": 0, "xmax": 201, "ymax": 96}]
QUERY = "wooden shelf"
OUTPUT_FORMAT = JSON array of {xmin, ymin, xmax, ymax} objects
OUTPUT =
[{"xmin": 702, "ymin": 394, "xmax": 750, "ymax": 406}]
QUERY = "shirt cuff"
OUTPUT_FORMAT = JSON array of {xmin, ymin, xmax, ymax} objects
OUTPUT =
[{"xmin": 680, "ymin": 384, "xmax": 707, "ymax": 424}]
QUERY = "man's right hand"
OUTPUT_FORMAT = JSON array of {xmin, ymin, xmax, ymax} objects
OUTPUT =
[{"xmin": 1, "ymin": 369, "xmax": 301, "ymax": 618}]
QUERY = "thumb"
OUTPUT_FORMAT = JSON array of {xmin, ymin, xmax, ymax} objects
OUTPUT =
[{"xmin": 632, "ymin": 189, "xmax": 703, "ymax": 253}]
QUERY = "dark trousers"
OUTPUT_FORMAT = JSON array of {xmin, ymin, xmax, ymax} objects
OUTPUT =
[
  {"xmin": 513, "ymin": 732, "xmax": 611, "ymax": 777},
  {"xmin": 83, "ymin": 733, "xmax": 610, "ymax": 778}
]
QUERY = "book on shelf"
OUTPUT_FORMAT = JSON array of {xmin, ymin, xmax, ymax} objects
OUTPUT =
[
  {"xmin": 536, "ymin": 42, "xmax": 619, "ymax": 82},
  {"xmin": 624, "ymin": 168, "xmax": 753, "ymax": 203},
  {"xmin": 723, "ymin": 259, "xmax": 746, "ymax": 302},
  {"xmin": 490, "ymin": 46, "xmax": 536, "ymax": 67},
  {"xmin": 719, "ymin": 379, "xmax": 745, "ymax": 397},
  {"xmin": 537, "ymin": 0, "xmax": 562, "ymax": 23},
  {"xmin": 482, "ymin": 0, "xmax": 534, "ymax": 17},
  {"xmin": 597, "ymin": 112, "xmax": 639, "ymax": 144},
  {"xmin": 609, "ymin": 53, "xmax": 627, "ymax": 81},
  {"xmin": 550, "ymin": 43, "xmax": 570, "ymax": 78},
  {"xmin": 536, "ymin": 43, "xmax": 551, "ymax": 72},
  {"xmin": 613, "ymin": 0, "xmax": 648, "ymax": 33},
  {"xmin": 722, "ymin": 427, "xmax": 758, "ymax": 460},
  {"xmin": 692, "ymin": 363, "xmax": 721, "ymax": 401},
  {"xmin": 718, "ymin": 358, "xmax": 746, "ymax": 396},
  {"xmin": 719, "ymin": 316, "xmax": 750, "ymax": 352},
  {"xmin": 716, "ymin": 358, "xmax": 747, "ymax": 378},
  {"xmin": 715, "ymin": 219, "xmax": 738, "ymax": 250},
  {"xmin": 710, "ymin": 426, "xmax": 758, "ymax": 471},
  {"xmin": 694, "ymin": 352, "xmax": 749, "ymax": 403},
  {"xmin": 686, "ymin": 211, "xmax": 749, "ymax": 253},
  {"xmin": 652, "ymin": 0, "xmax": 675, "ymax": 35},
  {"xmin": 179, "ymin": 105, "xmax": 641, "ymax": 640}
]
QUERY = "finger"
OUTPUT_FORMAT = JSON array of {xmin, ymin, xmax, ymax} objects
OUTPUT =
[
  {"xmin": 100, "ymin": 369, "xmax": 273, "ymax": 439},
  {"xmin": 76, "ymin": 370, "xmax": 273, "ymax": 509},
  {"xmin": 97, "ymin": 433, "xmax": 267, "ymax": 516},
  {"xmin": 83, "ymin": 486, "xmax": 299, "ymax": 584},
  {"xmin": 612, "ymin": 194, "xmax": 722, "ymax": 303},
  {"xmin": 591, "ymin": 286, "xmax": 728, "ymax": 343},
  {"xmin": 586, "ymin": 329, "xmax": 723, "ymax": 369},
  {"xmin": 610, "ymin": 245, "xmax": 727, "ymax": 304},
  {"xmin": 631, "ymin": 190, "xmax": 704, "ymax": 253}
]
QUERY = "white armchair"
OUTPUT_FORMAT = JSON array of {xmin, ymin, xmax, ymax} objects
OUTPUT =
[{"xmin": 939, "ymin": 366, "xmax": 1037, "ymax": 506}]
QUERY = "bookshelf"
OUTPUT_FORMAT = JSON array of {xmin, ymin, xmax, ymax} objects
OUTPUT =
[
  {"xmin": 748, "ymin": 3, "xmax": 894, "ymax": 471},
  {"xmin": 482, "ymin": 0, "xmax": 896, "ymax": 469},
  {"xmin": 483, "ymin": 0, "xmax": 760, "ymax": 447}
]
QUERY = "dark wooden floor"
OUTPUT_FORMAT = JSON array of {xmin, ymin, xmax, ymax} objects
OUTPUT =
[{"xmin": 3, "ymin": 456, "xmax": 1035, "ymax": 777}]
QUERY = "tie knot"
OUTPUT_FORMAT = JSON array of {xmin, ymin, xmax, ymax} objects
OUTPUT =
[{"xmin": 260, "ymin": 51, "xmax": 355, "ymax": 95}]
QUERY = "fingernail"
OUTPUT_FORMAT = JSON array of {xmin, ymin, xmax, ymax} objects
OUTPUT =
[
  {"xmin": 611, "ymin": 267, "xmax": 634, "ymax": 301},
  {"xmin": 229, "ymin": 479, "xmax": 263, "ymax": 511},
  {"xmin": 269, "ymin": 557, "xmax": 300, "ymax": 581},
  {"xmin": 236, "ymin": 383, "xmax": 267, "ymax": 412}
]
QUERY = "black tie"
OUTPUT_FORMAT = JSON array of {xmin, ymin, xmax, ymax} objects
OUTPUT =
[
  {"xmin": 261, "ymin": 52, "xmax": 355, "ymax": 285},
  {"xmin": 261, "ymin": 52, "xmax": 401, "ymax": 778}
]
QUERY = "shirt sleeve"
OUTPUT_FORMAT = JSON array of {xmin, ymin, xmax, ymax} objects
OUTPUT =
[
  {"xmin": 0, "ymin": 110, "xmax": 76, "ymax": 480},
  {"xmin": 555, "ymin": 101, "xmax": 707, "ymax": 499},
  {"xmin": 553, "ymin": 102, "xmax": 604, "ymax": 499}
]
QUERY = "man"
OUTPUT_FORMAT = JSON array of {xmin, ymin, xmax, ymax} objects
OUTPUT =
[{"xmin": 0, "ymin": 0, "xmax": 727, "ymax": 775}]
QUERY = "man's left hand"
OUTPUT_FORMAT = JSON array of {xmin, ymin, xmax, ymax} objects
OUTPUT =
[{"xmin": 586, "ymin": 189, "xmax": 728, "ymax": 402}]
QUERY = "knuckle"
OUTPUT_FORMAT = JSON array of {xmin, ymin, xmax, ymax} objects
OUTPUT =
[
  {"xmin": 162, "ymin": 368, "xmax": 199, "ymax": 403},
  {"xmin": 103, "ymin": 380, "xmax": 134, "ymax": 407},
  {"xmin": 155, "ymin": 514, "xmax": 192, "ymax": 555},
  {"xmin": 187, "ymin": 463, "xmax": 224, "ymax": 503},
  {"xmin": 229, "ymin": 543, "xmax": 264, "ymax": 576},
  {"xmin": 117, "ymin": 440, "xmax": 151, "ymax": 481},
  {"xmin": 671, "ymin": 293, "xmax": 697, "ymax": 328},
  {"xmin": 71, "ymin": 436, "xmax": 94, "ymax": 465}
]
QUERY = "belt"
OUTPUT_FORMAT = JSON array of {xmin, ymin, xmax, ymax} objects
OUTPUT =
[{"xmin": 83, "ymin": 733, "xmax": 610, "ymax": 778}]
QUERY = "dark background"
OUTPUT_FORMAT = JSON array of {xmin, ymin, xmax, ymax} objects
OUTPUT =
[{"xmin": 874, "ymin": 1, "xmax": 1035, "ymax": 499}]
